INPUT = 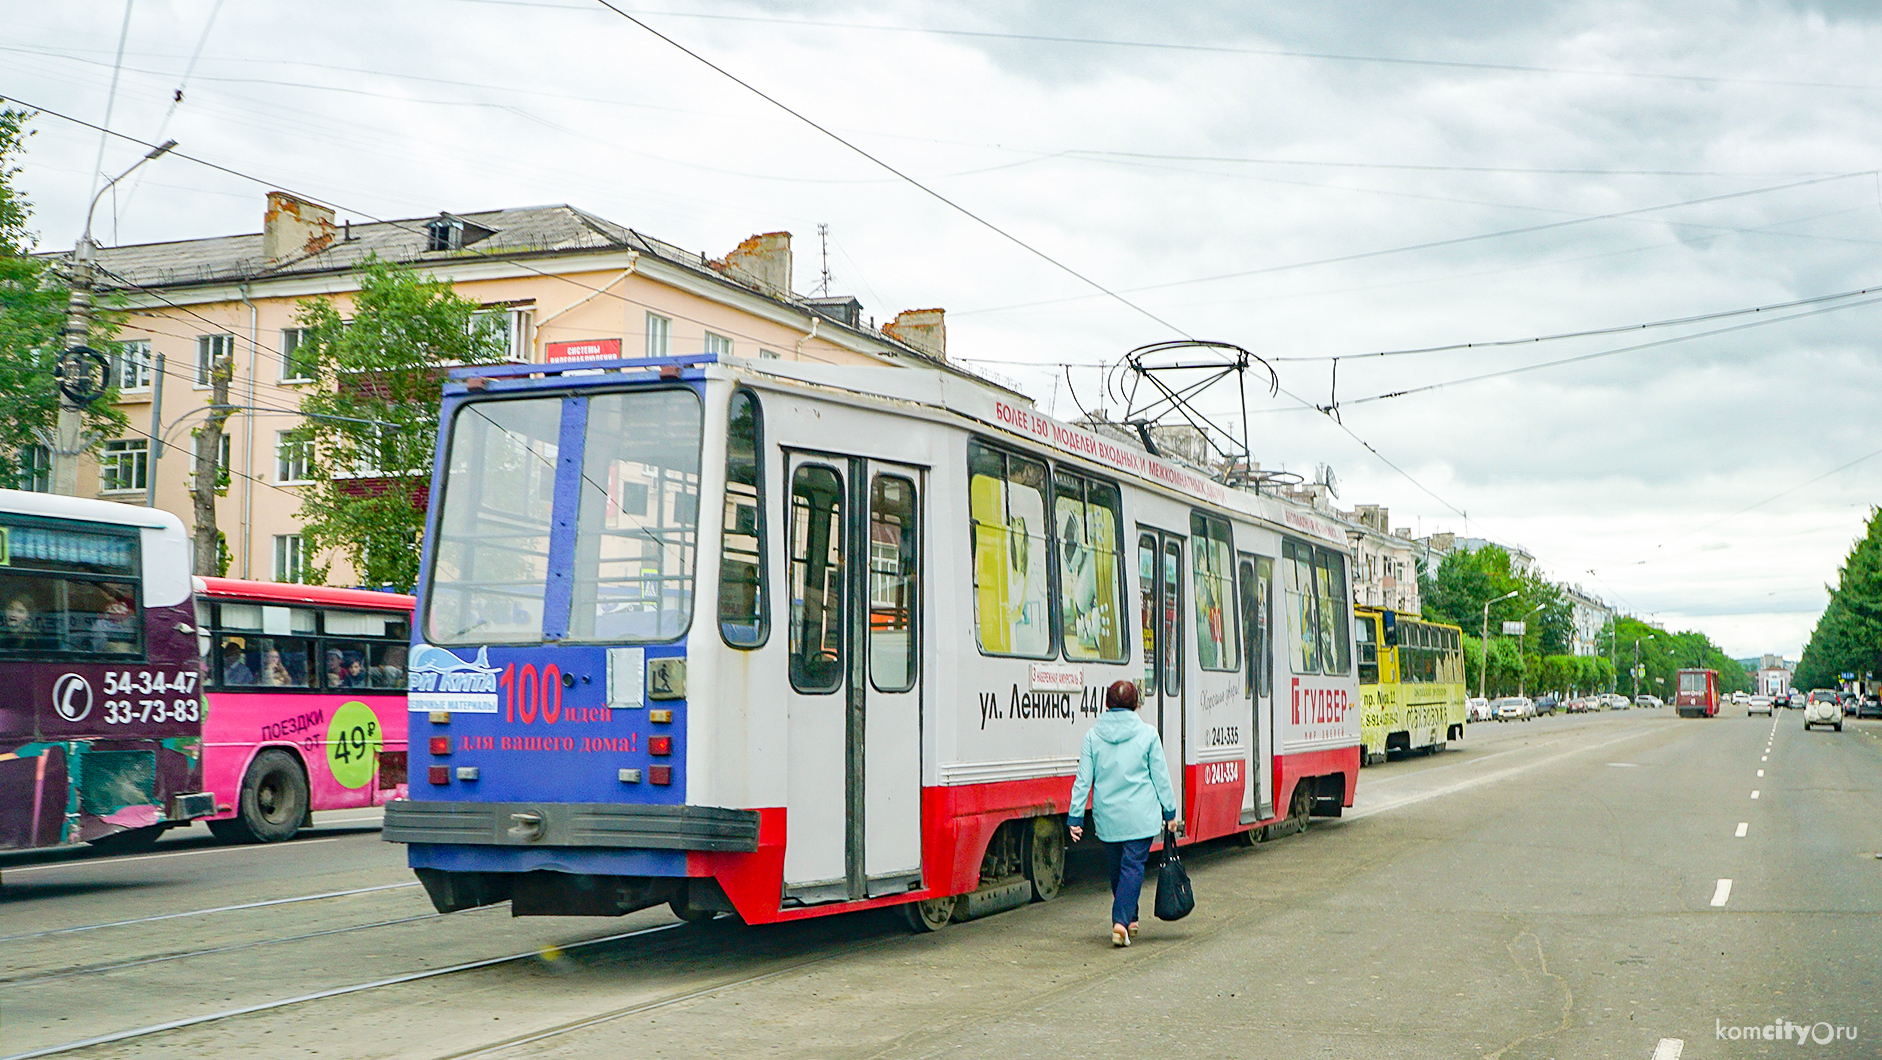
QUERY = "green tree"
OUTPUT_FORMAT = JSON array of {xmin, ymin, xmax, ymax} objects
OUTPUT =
[
  {"xmin": 293, "ymin": 256, "xmax": 505, "ymax": 590},
  {"xmin": 1796, "ymin": 507, "xmax": 1882, "ymax": 690},
  {"xmin": 0, "ymin": 104, "xmax": 126, "ymax": 486}
]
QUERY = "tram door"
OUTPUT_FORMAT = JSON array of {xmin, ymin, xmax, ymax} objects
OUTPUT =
[
  {"xmin": 782, "ymin": 452, "xmax": 925, "ymax": 903},
  {"xmin": 1238, "ymin": 554, "xmax": 1276, "ymax": 821},
  {"xmin": 1137, "ymin": 529, "xmax": 1186, "ymax": 828}
]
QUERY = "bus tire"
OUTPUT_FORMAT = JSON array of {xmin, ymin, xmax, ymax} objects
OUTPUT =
[
  {"xmin": 1025, "ymin": 816, "xmax": 1065, "ymax": 902},
  {"xmin": 87, "ymin": 824, "xmax": 166, "ymax": 853},
  {"xmin": 902, "ymin": 895, "xmax": 956, "ymax": 933},
  {"xmin": 236, "ymin": 750, "xmax": 309, "ymax": 843}
]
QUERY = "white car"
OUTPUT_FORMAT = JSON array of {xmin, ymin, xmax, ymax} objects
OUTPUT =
[
  {"xmin": 1803, "ymin": 689, "xmax": 1842, "ymax": 732},
  {"xmin": 1731, "ymin": 690, "xmax": 1750, "ymax": 705},
  {"xmin": 1493, "ymin": 696, "xmax": 1535, "ymax": 721},
  {"xmin": 1747, "ymin": 695, "xmax": 1773, "ymax": 716},
  {"xmin": 1603, "ymin": 693, "xmax": 1631, "ymax": 710},
  {"xmin": 1635, "ymin": 695, "xmax": 1663, "ymax": 709},
  {"xmin": 1466, "ymin": 697, "xmax": 1493, "ymax": 722}
]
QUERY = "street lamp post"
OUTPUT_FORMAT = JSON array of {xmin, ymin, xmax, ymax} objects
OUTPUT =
[
  {"xmin": 52, "ymin": 139, "xmax": 177, "ymax": 496},
  {"xmin": 1479, "ymin": 589, "xmax": 1519, "ymax": 699},
  {"xmin": 1517, "ymin": 601, "xmax": 1544, "ymax": 699}
]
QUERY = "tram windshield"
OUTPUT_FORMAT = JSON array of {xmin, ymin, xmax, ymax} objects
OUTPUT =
[{"xmin": 426, "ymin": 389, "xmax": 702, "ymax": 645}]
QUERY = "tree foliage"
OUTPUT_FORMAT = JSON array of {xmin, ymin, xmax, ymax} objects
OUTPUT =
[
  {"xmin": 0, "ymin": 105, "xmax": 127, "ymax": 486},
  {"xmin": 293, "ymin": 256, "xmax": 505, "ymax": 590},
  {"xmin": 1420, "ymin": 544, "xmax": 1572, "ymax": 654},
  {"xmin": 1795, "ymin": 507, "xmax": 1882, "ymax": 690}
]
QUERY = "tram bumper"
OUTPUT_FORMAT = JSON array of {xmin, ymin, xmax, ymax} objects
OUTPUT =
[{"xmin": 383, "ymin": 800, "xmax": 760, "ymax": 852}]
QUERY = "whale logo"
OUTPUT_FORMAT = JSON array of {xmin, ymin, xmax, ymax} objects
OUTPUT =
[{"xmin": 407, "ymin": 645, "xmax": 501, "ymax": 694}]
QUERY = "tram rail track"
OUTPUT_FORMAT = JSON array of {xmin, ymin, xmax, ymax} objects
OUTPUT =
[{"xmin": 0, "ymin": 881, "xmax": 421, "ymax": 943}]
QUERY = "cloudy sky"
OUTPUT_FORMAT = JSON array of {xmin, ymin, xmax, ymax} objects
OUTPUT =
[{"xmin": 8, "ymin": 0, "xmax": 1882, "ymax": 657}]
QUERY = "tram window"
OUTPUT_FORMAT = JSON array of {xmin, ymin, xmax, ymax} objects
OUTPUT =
[
  {"xmin": 427, "ymin": 396, "xmax": 562, "ymax": 644},
  {"xmin": 868, "ymin": 474, "xmax": 918, "ymax": 693},
  {"xmin": 1238, "ymin": 555, "xmax": 1273, "ymax": 700},
  {"xmin": 789, "ymin": 464, "xmax": 845, "ymax": 693},
  {"xmin": 1055, "ymin": 473, "xmax": 1126, "ymax": 663},
  {"xmin": 569, "ymin": 389, "xmax": 703, "ymax": 642},
  {"xmin": 1315, "ymin": 549, "xmax": 1352, "ymax": 676},
  {"xmin": 718, "ymin": 389, "xmax": 768, "ymax": 649},
  {"xmin": 1282, "ymin": 540, "xmax": 1319, "ymax": 673},
  {"xmin": 1188, "ymin": 511, "xmax": 1239, "ymax": 672},
  {"xmin": 1139, "ymin": 535, "xmax": 1157, "ymax": 692},
  {"xmin": 1355, "ymin": 615, "xmax": 1378, "ymax": 685},
  {"xmin": 967, "ymin": 441, "xmax": 1052, "ymax": 658}
]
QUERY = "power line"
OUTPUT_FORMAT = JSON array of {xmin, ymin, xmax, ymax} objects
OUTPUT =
[{"xmin": 586, "ymin": 0, "xmax": 1191, "ymax": 339}]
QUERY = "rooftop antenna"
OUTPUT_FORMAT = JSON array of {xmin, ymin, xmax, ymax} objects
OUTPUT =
[{"xmin": 815, "ymin": 222, "xmax": 833, "ymax": 296}]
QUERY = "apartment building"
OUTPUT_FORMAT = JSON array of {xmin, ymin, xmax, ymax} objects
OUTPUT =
[{"xmin": 56, "ymin": 192, "xmax": 986, "ymax": 584}]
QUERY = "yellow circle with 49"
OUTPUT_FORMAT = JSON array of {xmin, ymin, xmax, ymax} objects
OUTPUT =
[{"xmin": 325, "ymin": 700, "xmax": 382, "ymax": 789}]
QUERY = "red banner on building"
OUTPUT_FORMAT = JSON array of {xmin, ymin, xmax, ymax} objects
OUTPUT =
[{"xmin": 544, "ymin": 338, "xmax": 622, "ymax": 363}]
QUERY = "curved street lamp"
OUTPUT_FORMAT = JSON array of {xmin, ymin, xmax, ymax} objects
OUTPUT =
[{"xmin": 1479, "ymin": 589, "xmax": 1520, "ymax": 699}]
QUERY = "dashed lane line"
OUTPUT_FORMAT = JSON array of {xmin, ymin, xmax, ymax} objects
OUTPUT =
[
  {"xmin": 1735, "ymin": 822, "xmax": 1748, "ymax": 838},
  {"xmin": 1652, "ymin": 1037, "xmax": 1685, "ymax": 1059},
  {"xmin": 1751, "ymin": 790, "xmax": 1761, "ymax": 799},
  {"xmin": 1710, "ymin": 879, "xmax": 1733, "ymax": 907}
]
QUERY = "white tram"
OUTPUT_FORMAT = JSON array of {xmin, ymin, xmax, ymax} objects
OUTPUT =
[{"xmin": 386, "ymin": 354, "xmax": 1360, "ymax": 927}]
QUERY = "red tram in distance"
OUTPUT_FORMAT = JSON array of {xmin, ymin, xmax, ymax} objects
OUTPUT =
[{"xmin": 1674, "ymin": 668, "xmax": 1720, "ymax": 718}]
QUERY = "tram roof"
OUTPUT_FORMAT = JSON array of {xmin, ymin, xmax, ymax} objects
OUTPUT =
[{"xmin": 447, "ymin": 353, "xmax": 1352, "ymax": 549}]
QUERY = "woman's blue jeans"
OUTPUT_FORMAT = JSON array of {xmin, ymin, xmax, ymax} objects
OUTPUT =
[{"xmin": 1104, "ymin": 836, "xmax": 1154, "ymax": 928}]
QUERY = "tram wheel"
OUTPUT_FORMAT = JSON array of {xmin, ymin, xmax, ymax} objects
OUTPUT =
[
  {"xmin": 901, "ymin": 895, "xmax": 956, "ymax": 933},
  {"xmin": 236, "ymin": 750, "xmax": 309, "ymax": 843},
  {"xmin": 1025, "ymin": 817, "xmax": 1066, "ymax": 902},
  {"xmin": 87, "ymin": 824, "xmax": 166, "ymax": 853}
]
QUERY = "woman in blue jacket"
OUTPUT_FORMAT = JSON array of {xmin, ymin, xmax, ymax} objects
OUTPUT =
[{"xmin": 1067, "ymin": 680, "xmax": 1179, "ymax": 947}]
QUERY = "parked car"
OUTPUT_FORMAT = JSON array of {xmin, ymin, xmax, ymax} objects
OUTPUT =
[
  {"xmin": 1494, "ymin": 696, "xmax": 1535, "ymax": 721},
  {"xmin": 1601, "ymin": 693, "xmax": 1630, "ymax": 710},
  {"xmin": 1466, "ymin": 697, "xmax": 1493, "ymax": 722},
  {"xmin": 1804, "ymin": 689, "xmax": 1842, "ymax": 732},
  {"xmin": 1634, "ymin": 694, "xmax": 1664, "ymax": 709},
  {"xmin": 1747, "ymin": 694, "xmax": 1773, "ymax": 716},
  {"xmin": 1859, "ymin": 694, "xmax": 1882, "ymax": 720},
  {"xmin": 1565, "ymin": 697, "xmax": 1595, "ymax": 713},
  {"xmin": 1533, "ymin": 694, "xmax": 1559, "ymax": 716}
]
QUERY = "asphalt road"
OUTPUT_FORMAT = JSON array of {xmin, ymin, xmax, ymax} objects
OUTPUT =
[{"xmin": 2, "ymin": 706, "xmax": 1878, "ymax": 1060}]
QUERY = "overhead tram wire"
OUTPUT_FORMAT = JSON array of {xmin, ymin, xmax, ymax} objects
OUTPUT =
[
  {"xmin": 957, "ymin": 169, "xmax": 1882, "ymax": 318},
  {"xmin": 585, "ymin": 0, "xmax": 1195, "ymax": 341}
]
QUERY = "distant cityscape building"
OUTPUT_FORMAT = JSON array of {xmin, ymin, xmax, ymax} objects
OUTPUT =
[{"xmin": 1561, "ymin": 585, "xmax": 1614, "ymax": 658}]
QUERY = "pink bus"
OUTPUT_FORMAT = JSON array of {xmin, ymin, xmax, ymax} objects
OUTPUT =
[{"xmin": 196, "ymin": 577, "xmax": 412, "ymax": 842}]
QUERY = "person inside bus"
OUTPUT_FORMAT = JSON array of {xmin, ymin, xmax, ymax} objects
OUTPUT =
[
  {"xmin": 221, "ymin": 637, "xmax": 257, "ymax": 685},
  {"xmin": 1066, "ymin": 679, "xmax": 1179, "ymax": 948},
  {"xmin": 371, "ymin": 644, "xmax": 407, "ymax": 689},
  {"xmin": 325, "ymin": 649, "xmax": 348, "ymax": 689},
  {"xmin": 344, "ymin": 651, "xmax": 368, "ymax": 688},
  {"xmin": 2, "ymin": 591, "xmax": 45, "ymax": 651},
  {"xmin": 82, "ymin": 582, "xmax": 139, "ymax": 654},
  {"xmin": 260, "ymin": 645, "xmax": 294, "ymax": 687}
]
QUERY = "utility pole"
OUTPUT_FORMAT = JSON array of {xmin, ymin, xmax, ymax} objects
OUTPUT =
[
  {"xmin": 191, "ymin": 351, "xmax": 233, "ymax": 576},
  {"xmin": 53, "ymin": 139, "xmax": 177, "ymax": 496}
]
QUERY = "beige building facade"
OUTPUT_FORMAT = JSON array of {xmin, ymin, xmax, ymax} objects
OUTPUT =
[{"xmin": 61, "ymin": 193, "xmax": 985, "ymax": 585}]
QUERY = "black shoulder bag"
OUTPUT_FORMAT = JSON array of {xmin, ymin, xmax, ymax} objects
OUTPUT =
[{"xmin": 1153, "ymin": 825, "xmax": 1194, "ymax": 921}]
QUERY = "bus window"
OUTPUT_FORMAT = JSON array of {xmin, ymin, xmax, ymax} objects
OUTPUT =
[
  {"xmin": 428, "ymin": 396, "xmax": 562, "ymax": 644},
  {"xmin": 0, "ymin": 517, "xmax": 143, "ymax": 658},
  {"xmin": 789, "ymin": 464, "xmax": 845, "ymax": 693},
  {"xmin": 323, "ymin": 642, "xmax": 372, "ymax": 689},
  {"xmin": 967, "ymin": 442, "xmax": 1051, "ymax": 658},
  {"xmin": 718, "ymin": 389, "xmax": 767, "ymax": 648},
  {"xmin": 1189, "ymin": 511, "xmax": 1238, "ymax": 672},
  {"xmin": 868, "ymin": 474, "xmax": 918, "ymax": 693},
  {"xmin": 369, "ymin": 643, "xmax": 408, "ymax": 689},
  {"xmin": 572, "ymin": 389, "xmax": 703, "ymax": 642},
  {"xmin": 1055, "ymin": 473, "xmax": 1126, "ymax": 662}
]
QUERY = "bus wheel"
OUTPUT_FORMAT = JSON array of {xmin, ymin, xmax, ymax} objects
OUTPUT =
[
  {"xmin": 88, "ymin": 824, "xmax": 165, "ymax": 853},
  {"xmin": 901, "ymin": 895, "xmax": 956, "ymax": 933},
  {"xmin": 1025, "ymin": 817, "xmax": 1065, "ymax": 902},
  {"xmin": 237, "ymin": 750, "xmax": 309, "ymax": 843}
]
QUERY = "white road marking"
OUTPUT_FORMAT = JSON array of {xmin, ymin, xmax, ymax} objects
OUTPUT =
[
  {"xmin": 1757, "ymin": 769, "xmax": 1764, "ymax": 777},
  {"xmin": 1751, "ymin": 790, "xmax": 1760, "ymax": 799},
  {"xmin": 1652, "ymin": 1037, "xmax": 1685, "ymax": 1060},
  {"xmin": 1710, "ymin": 879, "xmax": 1733, "ymax": 907},
  {"xmin": 1735, "ymin": 822, "xmax": 1748, "ymax": 837},
  {"xmin": 1762, "ymin": 755, "xmax": 1768, "ymax": 761}
]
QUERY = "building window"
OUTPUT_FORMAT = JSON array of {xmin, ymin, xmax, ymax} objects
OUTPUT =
[
  {"xmin": 281, "ymin": 328, "xmax": 315, "ymax": 382},
  {"xmin": 471, "ymin": 306, "xmax": 533, "ymax": 362},
  {"xmin": 276, "ymin": 430, "xmax": 314, "ymax": 483},
  {"xmin": 196, "ymin": 334, "xmax": 234, "ymax": 386},
  {"xmin": 15, "ymin": 445, "xmax": 51, "ymax": 493},
  {"xmin": 190, "ymin": 433, "xmax": 232, "ymax": 491},
  {"xmin": 111, "ymin": 340, "xmax": 152, "ymax": 391},
  {"xmin": 759, "ymin": 348, "xmax": 782, "ymax": 360},
  {"xmin": 101, "ymin": 440, "xmax": 149, "ymax": 493},
  {"xmin": 274, "ymin": 534, "xmax": 306, "ymax": 583},
  {"xmin": 645, "ymin": 313, "xmax": 671, "ymax": 357},
  {"xmin": 702, "ymin": 331, "xmax": 733, "ymax": 356}
]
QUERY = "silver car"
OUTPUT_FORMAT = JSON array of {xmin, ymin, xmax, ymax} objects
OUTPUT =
[{"xmin": 1803, "ymin": 689, "xmax": 1842, "ymax": 732}]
